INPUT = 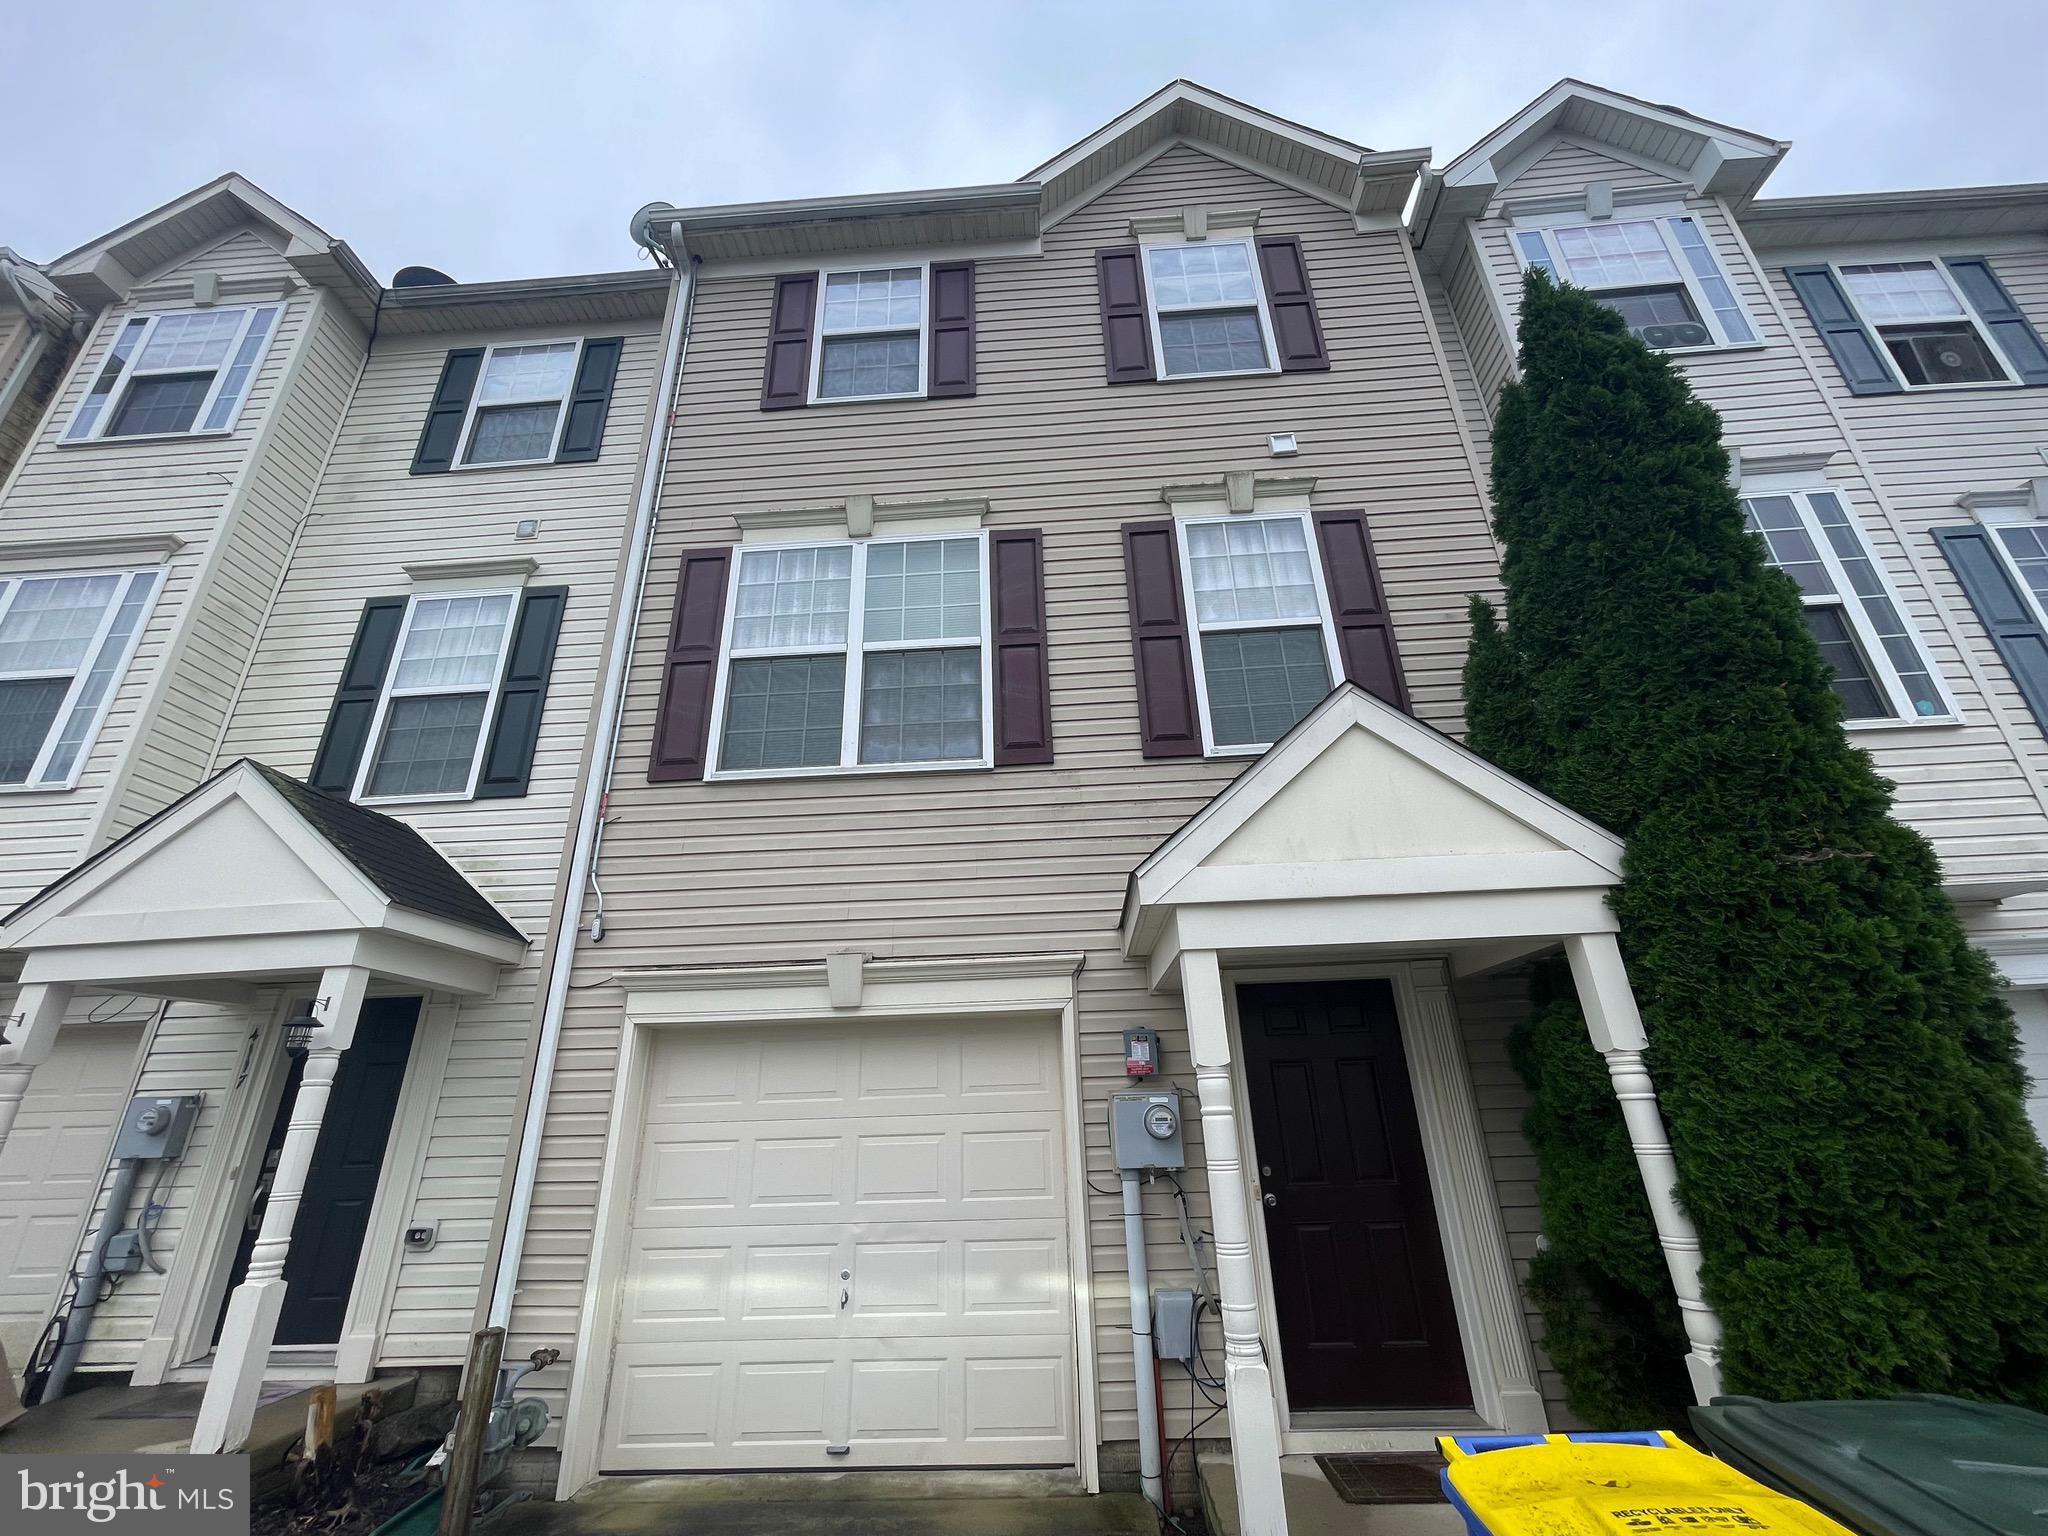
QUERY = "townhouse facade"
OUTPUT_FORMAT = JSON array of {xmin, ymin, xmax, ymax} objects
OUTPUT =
[{"xmin": 0, "ymin": 74, "xmax": 2042, "ymax": 1536}]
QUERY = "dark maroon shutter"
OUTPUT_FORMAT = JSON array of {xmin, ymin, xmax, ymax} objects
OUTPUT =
[
  {"xmin": 648, "ymin": 548, "xmax": 733, "ymax": 781},
  {"xmin": 1314, "ymin": 511, "xmax": 1409, "ymax": 710},
  {"xmin": 990, "ymin": 529, "xmax": 1052, "ymax": 765},
  {"xmin": 1096, "ymin": 248, "xmax": 1157, "ymax": 384},
  {"xmin": 760, "ymin": 275, "xmax": 817, "ymax": 411},
  {"xmin": 1121, "ymin": 520, "xmax": 1201, "ymax": 756},
  {"xmin": 1257, "ymin": 236, "xmax": 1330, "ymax": 372},
  {"xmin": 928, "ymin": 261, "xmax": 977, "ymax": 398}
]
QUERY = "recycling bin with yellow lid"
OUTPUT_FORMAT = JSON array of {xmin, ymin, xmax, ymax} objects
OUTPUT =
[{"xmin": 1437, "ymin": 1429, "xmax": 1858, "ymax": 1534}]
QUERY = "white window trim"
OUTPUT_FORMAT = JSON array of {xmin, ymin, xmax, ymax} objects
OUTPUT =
[
  {"xmin": 0, "ymin": 565, "xmax": 164, "ymax": 791},
  {"xmin": 705, "ymin": 529, "xmax": 995, "ymax": 780},
  {"xmin": 805, "ymin": 261, "xmax": 931, "ymax": 405},
  {"xmin": 350, "ymin": 587, "xmax": 521, "ymax": 805},
  {"xmin": 1173, "ymin": 509, "xmax": 1345, "ymax": 757},
  {"xmin": 1828, "ymin": 259, "xmax": 2021, "ymax": 392},
  {"xmin": 60, "ymin": 304, "xmax": 281, "ymax": 444},
  {"xmin": 1509, "ymin": 207, "xmax": 1761, "ymax": 353},
  {"xmin": 1973, "ymin": 503, "xmax": 2048, "ymax": 636},
  {"xmin": 1138, "ymin": 233, "xmax": 1283, "ymax": 383},
  {"xmin": 451, "ymin": 337, "xmax": 588, "ymax": 471},
  {"xmin": 1742, "ymin": 487, "xmax": 1959, "ymax": 728}
]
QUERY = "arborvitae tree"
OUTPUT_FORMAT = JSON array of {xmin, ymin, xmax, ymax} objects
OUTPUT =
[{"xmin": 1468, "ymin": 269, "xmax": 2048, "ymax": 1416}]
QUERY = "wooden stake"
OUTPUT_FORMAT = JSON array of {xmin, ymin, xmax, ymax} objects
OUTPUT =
[{"xmin": 437, "ymin": 1327, "xmax": 505, "ymax": 1536}]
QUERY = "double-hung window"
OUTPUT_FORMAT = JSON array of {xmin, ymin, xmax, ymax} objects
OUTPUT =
[
  {"xmin": 712, "ymin": 533, "xmax": 991, "ymax": 775},
  {"xmin": 458, "ymin": 341, "xmax": 582, "ymax": 466},
  {"xmin": 1975, "ymin": 508, "xmax": 2048, "ymax": 624},
  {"xmin": 1144, "ymin": 239, "xmax": 1279, "ymax": 379},
  {"xmin": 1742, "ymin": 491, "xmax": 1952, "ymax": 723},
  {"xmin": 64, "ymin": 306, "xmax": 282, "ymax": 441},
  {"xmin": 812, "ymin": 266, "xmax": 927, "ymax": 402},
  {"xmin": 1178, "ymin": 512, "xmax": 1341, "ymax": 751},
  {"xmin": 1514, "ymin": 214, "xmax": 1755, "ymax": 350},
  {"xmin": 1834, "ymin": 263, "xmax": 2013, "ymax": 388},
  {"xmin": 0, "ymin": 568, "xmax": 162, "ymax": 787},
  {"xmin": 354, "ymin": 591, "xmax": 519, "ymax": 801}
]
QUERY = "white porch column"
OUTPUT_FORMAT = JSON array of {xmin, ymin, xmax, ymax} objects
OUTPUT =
[
  {"xmin": 0, "ymin": 983, "xmax": 75, "ymax": 1157},
  {"xmin": 193, "ymin": 966, "xmax": 369, "ymax": 1454},
  {"xmin": 1181, "ymin": 949, "xmax": 1287, "ymax": 1536},
  {"xmin": 1565, "ymin": 933, "xmax": 1725, "ymax": 1402}
]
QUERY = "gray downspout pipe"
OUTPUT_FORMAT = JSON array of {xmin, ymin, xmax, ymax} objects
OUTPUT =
[{"xmin": 43, "ymin": 1157, "xmax": 143, "ymax": 1400}]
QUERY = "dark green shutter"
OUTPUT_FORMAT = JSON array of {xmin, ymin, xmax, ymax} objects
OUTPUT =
[
  {"xmin": 1944, "ymin": 258, "xmax": 2048, "ymax": 386},
  {"xmin": 1785, "ymin": 266, "xmax": 1901, "ymax": 396},
  {"xmin": 309, "ymin": 597, "xmax": 409, "ymax": 791},
  {"xmin": 476, "ymin": 586, "xmax": 569, "ymax": 798},
  {"xmin": 410, "ymin": 349, "xmax": 483, "ymax": 473},
  {"xmin": 1934, "ymin": 525, "xmax": 2048, "ymax": 729},
  {"xmin": 554, "ymin": 338, "xmax": 624, "ymax": 462}
]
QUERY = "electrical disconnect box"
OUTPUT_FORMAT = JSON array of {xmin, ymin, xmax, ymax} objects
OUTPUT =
[
  {"xmin": 1153, "ymin": 1289, "xmax": 1196, "ymax": 1362},
  {"xmin": 1122, "ymin": 1026, "xmax": 1160, "ymax": 1078},
  {"xmin": 111, "ymin": 1094, "xmax": 203, "ymax": 1161},
  {"xmin": 1111, "ymin": 1091, "xmax": 1186, "ymax": 1171}
]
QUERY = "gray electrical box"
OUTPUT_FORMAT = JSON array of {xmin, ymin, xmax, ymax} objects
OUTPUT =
[
  {"xmin": 1111, "ymin": 1091, "xmax": 1186, "ymax": 1171},
  {"xmin": 110, "ymin": 1094, "xmax": 203, "ymax": 1161},
  {"xmin": 1154, "ymin": 1288, "xmax": 1196, "ymax": 1362}
]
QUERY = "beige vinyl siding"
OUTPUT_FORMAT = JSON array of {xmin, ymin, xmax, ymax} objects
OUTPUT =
[
  {"xmin": 506, "ymin": 144, "xmax": 1509, "ymax": 1448},
  {"xmin": 1445, "ymin": 238, "xmax": 1514, "ymax": 431},
  {"xmin": 1428, "ymin": 267, "xmax": 1496, "ymax": 484},
  {"xmin": 1492, "ymin": 140, "xmax": 1685, "ymax": 208},
  {"xmin": 211, "ymin": 316, "xmax": 663, "ymax": 1366}
]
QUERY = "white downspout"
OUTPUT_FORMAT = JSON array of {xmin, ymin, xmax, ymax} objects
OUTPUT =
[{"xmin": 485, "ymin": 226, "xmax": 693, "ymax": 1330}]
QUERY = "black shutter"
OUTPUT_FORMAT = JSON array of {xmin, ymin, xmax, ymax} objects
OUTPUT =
[
  {"xmin": 990, "ymin": 529, "xmax": 1052, "ymax": 765},
  {"xmin": 1944, "ymin": 258, "xmax": 2048, "ymax": 386},
  {"xmin": 476, "ymin": 586, "xmax": 569, "ymax": 798},
  {"xmin": 1257, "ymin": 236, "xmax": 1331, "ymax": 372},
  {"xmin": 309, "ymin": 597, "xmax": 409, "ymax": 792},
  {"xmin": 760, "ymin": 275, "xmax": 817, "ymax": 411},
  {"xmin": 1313, "ymin": 512, "xmax": 1409, "ymax": 709},
  {"xmin": 1096, "ymin": 248, "xmax": 1157, "ymax": 384},
  {"xmin": 928, "ymin": 261, "xmax": 977, "ymax": 398},
  {"xmin": 649, "ymin": 548, "xmax": 734, "ymax": 781},
  {"xmin": 1784, "ymin": 266, "xmax": 1901, "ymax": 396},
  {"xmin": 411, "ymin": 349, "xmax": 483, "ymax": 473},
  {"xmin": 1934, "ymin": 525, "xmax": 2048, "ymax": 730},
  {"xmin": 1121, "ymin": 520, "xmax": 1201, "ymax": 756},
  {"xmin": 555, "ymin": 339, "xmax": 623, "ymax": 462}
]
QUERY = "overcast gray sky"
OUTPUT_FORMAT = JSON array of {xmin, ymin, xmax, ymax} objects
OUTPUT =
[{"xmin": 6, "ymin": 0, "xmax": 2045, "ymax": 284}]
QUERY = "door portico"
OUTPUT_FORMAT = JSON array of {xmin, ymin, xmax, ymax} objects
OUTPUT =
[{"xmin": 1121, "ymin": 685, "xmax": 1724, "ymax": 1536}]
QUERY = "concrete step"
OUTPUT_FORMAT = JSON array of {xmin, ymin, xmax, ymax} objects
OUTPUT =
[{"xmin": 1201, "ymin": 1454, "xmax": 1465, "ymax": 1536}]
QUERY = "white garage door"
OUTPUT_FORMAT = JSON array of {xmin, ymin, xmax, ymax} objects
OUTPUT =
[
  {"xmin": 601, "ymin": 1019, "xmax": 1076, "ymax": 1472},
  {"xmin": 0, "ymin": 1023, "xmax": 144, "ymax": 1362}
]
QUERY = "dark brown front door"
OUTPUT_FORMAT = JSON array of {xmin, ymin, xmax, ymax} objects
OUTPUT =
[{"xmin": 1237, "ymin": 978, "xmax": 1471, "ymax": 1412}]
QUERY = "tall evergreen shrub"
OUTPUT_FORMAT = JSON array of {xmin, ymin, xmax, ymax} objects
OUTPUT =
[{"xmin": 1467, "ymin": 269, "xmax": 2048, "ymax": 1415}]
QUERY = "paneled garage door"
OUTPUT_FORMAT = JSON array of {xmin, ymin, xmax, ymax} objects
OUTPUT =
[{"xmin": 600, "ymin": 1019, "xmax": 1076, "ymax": 1472}]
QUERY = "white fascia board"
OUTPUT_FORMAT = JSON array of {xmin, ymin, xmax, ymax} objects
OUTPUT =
[{"xmin": 1026, "ymin": 80, "xmax": 1367, "ymax": 187}]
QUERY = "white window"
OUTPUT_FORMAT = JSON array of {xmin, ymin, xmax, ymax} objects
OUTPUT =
[
  {"xmin": 1513, "ymin": 215, "xmax": 1756, "ymax": 350},
  {"xmin": 811, "ymin": 267, "xmax": 927, "ymax": 402},
  {"xmin": 1835, "ymin": 262, "xmax": 2014, "ymax": 388},
  {"xmin": 1144, "ymin": 239, "xmax": 1280, "ymax": 379},
  {"xmin": 457, "ymin": 341, "xmax": 583, "ymax": 466},
  {"xmin": 710, "ymin": 533, "xmax": 992, "ymax": 775},
  {"xmin": 353, "ymin": 591, "xmax": 519, "ymax": 801},
  {"xmin": 1177, "ymin": 512, "xmax": 1342, "ymax": 752},
  {"xmin": 1975, "ymin": 507, "xmax": 2048, "ymax": 627},
  {"xmin": 64, "ymin": 305, "xmax": 282, "ymax": 441},
  {"xmin": 0, "ymin": 568, "xmax": 162, "ymax": 788},
  {"xmin": 1742, "ymin": 491, "xmax": 1952, "ymax": 724}
]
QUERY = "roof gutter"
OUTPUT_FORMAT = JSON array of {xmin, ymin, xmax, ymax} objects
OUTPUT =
[
  {"xmin": 630, "ymin": 182, "xmax": 1042, "ymax": 250},
  {"xmin": 483, "ymin": 219, "xmax": 694, "ymax": 1331}
]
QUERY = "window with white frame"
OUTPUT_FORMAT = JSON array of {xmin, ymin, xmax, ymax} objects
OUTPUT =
[
  {"xmin": 1742, "ymin": 491, "xmax": 1950, "ymax": 723},
  {"xmin": 1975, "ymin": 507, "xmax": 2048, "ymax": 622},
  {"xmin": 1144, "ymin": 239, "xmax": 1278, "ymax": 378},
  {"xmin": 1513, "ymin": 215, "xmax": 1755, "ymax": 350},
  {"xmin": 813, "ymin": 267, "xmax": 927, "ymax": 401},
  {"xmin": 354, "ymin": 591, "xmax": 519, "ymax": 800},
  {"xmin": 1178, "ymin": 512, "xmax": 1341, "ymax": 750},
  {"xmin": 1835, "ymin": 263, "xmax": 2011, "ymax": 388},
  {"xmin": 459, "ymin": 341, "xmax": 583, "ymax": 466},
  {"xmin": 712, "ymin": 533, "xmax": 990, "ymax": 774},
  {"xmin": 0, "ymin": 568, "xmax": 162, "ymax": 787},
  {"xmin": 64, "ymin": 306, "xmax": 282, "ymax": 441}
]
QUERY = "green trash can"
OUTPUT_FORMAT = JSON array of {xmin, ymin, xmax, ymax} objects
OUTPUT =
[{"xmin": 1691, "ymin": 1393, "xmax": 2048, "ymax": 1536}]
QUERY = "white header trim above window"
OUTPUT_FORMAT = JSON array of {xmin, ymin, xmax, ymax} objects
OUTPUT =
[{"xmin": 732, "ymin": 495, "xmax": 991, "ymax": 544}]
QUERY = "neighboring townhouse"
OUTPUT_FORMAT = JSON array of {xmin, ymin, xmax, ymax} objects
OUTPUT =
[
  {"xmin": 1409, "ymin": 81, "xmax": 2048, "ymax": 1141},
  {"xmin": 0, "ymin": 250, "xmax": 83, "ymax": 485},
  {"xmin": 0, "ymin": 177, "xmax": 677, "ymax": 1451}
]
